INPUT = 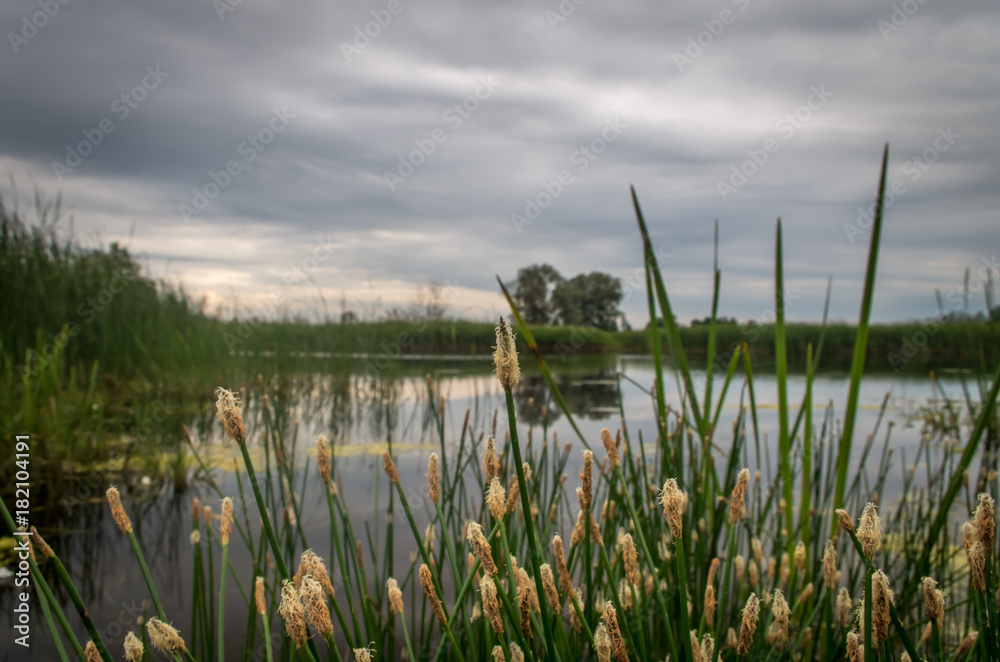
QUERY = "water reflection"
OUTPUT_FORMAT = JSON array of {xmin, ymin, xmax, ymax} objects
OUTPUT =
[{"xmin": 0, "ymin": 355, "xmax": 978, "ymax": 661}]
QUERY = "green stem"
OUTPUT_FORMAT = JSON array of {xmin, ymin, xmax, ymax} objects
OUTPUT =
[
  {"xmin": 218, "ymin": 542, "xmax": 229, "ymax": 662},
  {"xmin": 239, "ymin": 442, "xmax": 290, "ymax": 579},
  {"xmin": 504, "ymin": 388, "xmax": 560, "ymax": 662}
]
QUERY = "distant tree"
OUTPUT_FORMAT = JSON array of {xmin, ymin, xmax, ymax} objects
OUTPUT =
[
  {"xmin": 552, "ymin": 272, "xmax": 623, "ymax": 331},
  {"xmin": 511, "ymin": 264, "xmax": 564, "ymax": 324},
  {"xmin": 691, "ymin": 316, "xmax": 738, "ymax": 326}
]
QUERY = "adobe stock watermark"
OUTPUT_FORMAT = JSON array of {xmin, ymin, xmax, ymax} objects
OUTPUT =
[
  {"xmin": 716, "ymin": 84, "xmax": 833, "ymax": 201},
  {"xmin": 213, "ymin": 0, "xmax": 244, "ymax": 21},
  {"xmin": 51, "ymin": 65, "xmax": 170, "ymax": 181},
  {"xmin": 384, "ymin": 75, "xmax": 501, "ymax": 192},
  {"xmin": 671, "ymin": 0, "xmax": 751, "ymax": 73},
  {"xmin": 544, "ymin": 0, "xmax": 589, "ymax": 30},
  {"xmin": 877, "ymin": 0, "xmax": 930, "ymax": 40},
  {"xmin": 178, "ymin": 107, "xmax": 295, "ymax": 222},
  {"xmin": 843, "ymin": 126, "xmax": 960, "ymax": 244},
  {"xmin": 886, "ymin": 255, "xmax": 998, "ymax": 371},
  {"xmin": 340, "ymin": 0, "xmax": 414, "ymax": 63},
  {"xmin": 7, "ymin": 0, "xmax": 71, "ymax": 54},
  {"xmin": 510, "ymin": 116, "xmax": 628, "ymax": 234}
]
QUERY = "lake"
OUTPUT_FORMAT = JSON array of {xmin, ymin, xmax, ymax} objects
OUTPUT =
[{"xmin": 0, "ymin": 354, "xmax": 978, "ymax": 661}]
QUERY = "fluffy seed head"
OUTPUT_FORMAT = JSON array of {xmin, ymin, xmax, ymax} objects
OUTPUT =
[
  {"xmin": 594, "ymin": 623, "xmax": 612, "ymax": 662},
  {"xmin": 970, "ymin": 541, "xmax": 987, "ymax": 593},
  {"xmin": 493, "ymin": 318, "xmax": 520, "ymax": 392},
  {"xmin": 963, "ymin": 521, "xmax": 977, "ymax": 552},
  {"xmin": 540, "ymin": 563, "xmax": 559, "ymax": 610},
  {"xmin": 691, "ymin": 631, "xmax": 704, "ymax": 662},
  {"xmin": 601, "ymin": 428, "xmax": 620, "ymax": 468},
  {"xmin": 704, "ymin": 584, "xmax": 717, "ymax": 628},
  {"xmin": 730, "ymin": 468, "xmax": 750, "ymax": 523},
  {"xmin": 553, "ymin": 535, "xmax": 572, "ymax": 594},
  {"xmin": 621, "ymin": 534, "xmax": 640, "ymax": 586},
  {"xmin": 837, "ymin": 587, "xmax": 853, "ymax": 627},
  {"xmin": 504, "ymin": 476, "xmax": 521, "ymax": 516},
  {"xmin": 146, "ymin": 618, "xmax": 188, "ymax": 654},
  {"xmin": 29, "ymin": 526, "xmax": 54, "ymax": 558},
  {"xmin": 737, "ymin": 593, "xmax": 760, "ymax": 655},
  {"xmin": 467, "ymin": 521, "xmax": 497, "ymax": 575},
  {"xmin": 707, "ymin": 557, "xmax": 721, "ymax": 587},
  {"xmin": 419, "ymin": 564, "xmax": 447, "ymax": 625},
  {"xmin": 124, "ymin": 631, "xmax": 144, "ymax": 662},
  {"xmin": 700, "ymin": 633, "xmax": 715, "ymax": 662},
  {"xmin": 278, "ymin": 581, "xmax": 308, "ymax": 648},
  {"xmin": 735, "ymin": 555, "xmax": 745, "ymax": 582},
  {"xmin": 509, "ymin": 643, "xmax": 525, "ymax": 662},
  {"xmin": 255, "ymin": 577, "xmax": 266, "ymax": 615},
  {"xmin": 602, "ymin": 602, "xmax": 629, "ymax": 662},
  {"xmin": 353, "ymin": 646, "xmax": 375, "ymax": 662},
  {"xmin": 836, "ymin": 508, "xmax": 855, "ymax": 533},
  {"xmin": 858, "ymin": 502, "xmax": 882, "ymax": 560},
  {"xmin": 481, "ymin": 573, "xmax": 503, "ymax": 635},
  {"xmin": 872, "ymin": 570, "xmax": 892, "ymax": 645},
  {"xmin": 301, "ymin": 575, "xmax": 334, "ymax": 639},
  {"xmin": 215, "ymin": 387, "xmax": 246, "ymax": 444},
  {"xmin": 752, "ymin": 537, "xmax": 763, "ymax": 565},
  {"xmin": 190, "ymin": 530, "xmax": 200, "ymax": 546},
  {"xmin": 571, "ymin": 509, "xmax": 586, "ymax": 546},
  {"xmin": 518, "ymin": 580, "xmax": 533, "ymax": 640},
  {"xmin": 387, "ymin": 577, "xmax": 404, "ymax": 615},
  {"xmin": 977, "ymin": 493, "xmax": 995, "ymax": 554},
  {"xmin": 846, "ymin": 631, "xmax": 862, "ymax": 662},
  {"xmin": 580, "ymin": 449, "xmax": 594, "ymax": 510},
  {"xmin": 487, "ymin": 477, "xmax": 506, "ymax": 520},
  {"xmin": 660, "ymin": 478, "xmax": 686, "ymax": 538},
  {"xmin": 923, "ymin": 577, "xmax": 944, "ymax": 628},
  {"xmin": 492, "ymin": 646, "xmax": 505, "ymax": 662},
  {"xmin": 382, "ymin": 451, "xmax": 400, "ymax": 484},
  {"xmin": 483, "ymin": 437, "xmax": 501, "ymax": 484},
  {"xmin": 106, "ymin": 487, "xmax": 133, "ymax": 534},
  {"xmin": 823, "ymin": 539, "xmax": 841, "ymax": 589},
  {"xmin": 84, "ymin": 641, "xmax": 100, "ymax": 662},
  {"xmin": 220, "ymin": 497, "xmax": 233, "ymax": 546},
  {"xmin": 427, "ymin": 453, "xmax": 440, "ymax": 503},
  {"xmin": 794, "ymin": 541, "xmax": 806, "ymax": 572},
  {"xmin": 771, "ymin": 589, "xmax": 789, "ymax": 650},
  {"xmin": 958, "ymin": 631, "xmax": 978, "ymax": 656},
  {"xmin": 316, "ymin": 435, "xmax": 331, "ymax": 483}
]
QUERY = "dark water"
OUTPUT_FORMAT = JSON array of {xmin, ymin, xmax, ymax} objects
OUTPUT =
[{"xmin": 0, "ymin": 355, "xmax": 975, "ymax": 660}]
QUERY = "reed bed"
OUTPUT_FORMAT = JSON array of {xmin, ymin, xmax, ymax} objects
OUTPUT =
[{"xmin": 8, "ymin": 147, "xmax": 1000, "ymax": 661}]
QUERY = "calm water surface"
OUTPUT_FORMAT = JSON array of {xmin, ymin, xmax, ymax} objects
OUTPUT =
[{"xmin": 0, "ymin": 355, "xmax": 979, "ymax": 660}]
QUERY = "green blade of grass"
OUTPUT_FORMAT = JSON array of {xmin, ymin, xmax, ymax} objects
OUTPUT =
[
  {"xmin": 631, "ymin": 186, "xmax": 706, "ymax": 443},
  {"xmin": 775, "ymin": 219, "xmax": 795, "ymax": 571},
  {"xmin": 831, "ymin": 144, "xmax": 890, "ymax": 531}
]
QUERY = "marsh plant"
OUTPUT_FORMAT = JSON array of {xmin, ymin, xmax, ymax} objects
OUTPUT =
[{"xmin": 7, "ymin": 146, "xmax": 1000, "ymax": 661}]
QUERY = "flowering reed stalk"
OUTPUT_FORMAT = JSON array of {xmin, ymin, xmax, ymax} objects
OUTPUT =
[
  {"xmin": 216, "ymin": 388, "xmax": 290, "ymax": 580},
  {"xmin": 254, "ymin": 577, "xmax": 274, "ymax": 662},
  {"xmin": 217, "ymin": 497, "xmax": 233, "ymax": 662},
  {"xmin": 495, "ymin": 317, "xmax": 559, "ymax": 662},
  {"xmin": 105, "ymin": 487, "xmax": 197, "ymax": 662},
  {"xmin": 382, "ymin": 451, "xmax": 466, "ymax": 662}
]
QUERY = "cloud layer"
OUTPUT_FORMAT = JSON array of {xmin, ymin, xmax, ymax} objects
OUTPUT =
[{"xmin": 2, "ymin": 0, "xmax": 998, "ymax": 326}]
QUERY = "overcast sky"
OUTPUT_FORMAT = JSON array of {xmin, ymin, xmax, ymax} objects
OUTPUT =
[{"xmin": 2, "ymin": 0, "xmax": 997, "ymax": 327}]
